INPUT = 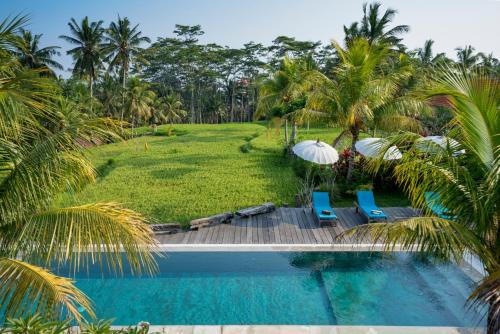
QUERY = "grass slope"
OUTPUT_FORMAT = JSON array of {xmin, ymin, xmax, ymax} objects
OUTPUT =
[
  {"xmin": 57, "ymin": 124, "xmax": 336, "ymax": 224},
  {"xmin": 57, "ymin": 123, "xmax": 408, "ymax": 225}
]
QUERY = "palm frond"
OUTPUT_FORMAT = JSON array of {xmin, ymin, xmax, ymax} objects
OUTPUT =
[
  {"xmin": 468, "ymin": 270, "xmax": 500, "ymax": 334},
  {"xmin": 16, "ymin": 203, "xmax": 159, "ymax": 276},
  {"xmin": 340, "ymin": 217, "xmax": 495, "ymax": 266},
  {"xmin": 0, "ymin": 258, "xmax": 93, "ymax": 320}
]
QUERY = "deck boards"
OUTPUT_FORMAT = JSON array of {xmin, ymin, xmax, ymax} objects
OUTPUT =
[{"xmin": 156, "ymin": 207, "xmax": 419, "ymax": 245}]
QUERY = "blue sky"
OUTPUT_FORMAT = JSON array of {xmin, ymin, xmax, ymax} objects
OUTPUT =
[{"xmin": 2, "ymin": 0, "xmax": 499, "ymax": 77}]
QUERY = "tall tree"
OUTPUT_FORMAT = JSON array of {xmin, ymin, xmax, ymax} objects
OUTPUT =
[
  {"xmin": 345, "ymin": 69, "xmax": 500, "ymax": 334},
  {"xmin": 103, "ymin": 16, "xmax": 150, "ymax": 127},
  {"xmin": 159, "ymin": 94, "xmax": 187, "ymax": 125},
  {"xmin": 60, "ymin": 17, "xmax": 105, "ymax": 113},
  {"xmin": 126, "ymin": 77, "xmax": 156, "ymax": 129},
  {"xmin": 414, "ymin": 39, "xmax": 446, "ymax": 66},
  {"xmin": 15, "ymin": 29, "xmax": 63, "ymax": 75},
  {"xmin": 477, "ymin": 52, "xmax": 499, "ymax": 76},
  {"xmin": 455, "ymin": 45, "xmax": 478, "ymax": 68},
  {"xmin": 344, "ymin": 2, "xmax": 409, "ymax": 46},
  {"xmin": 306, "ymin": 38, "xmax": 425, "ymax": 182},
  {"xmin": 256, "ymin": 55, "xmax": 315, "ymax": 146}
]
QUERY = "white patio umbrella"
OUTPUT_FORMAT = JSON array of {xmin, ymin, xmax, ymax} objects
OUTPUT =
[
  {"xmin": 416, "ymin": 136, "xmax": 465, "ymax": 156},
  {"xmin": 292, "ymin": 140, "xmax": 339, "ymax": 165},
  {"xmin": 355, "ymin": 138, "xmax": 402, "ymax": 161}
]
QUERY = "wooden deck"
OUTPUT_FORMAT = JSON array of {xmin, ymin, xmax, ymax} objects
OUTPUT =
[{"xmin": 156, "ymin": 207, "xmax": 419, "ymax": 244}]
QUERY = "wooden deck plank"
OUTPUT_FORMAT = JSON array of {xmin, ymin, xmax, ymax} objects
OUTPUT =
[
  {"xmin": 246, "ymin": 216, "xmax": 254, "ymax": 244},
  {"xmin": 291, "ymin": 208, "xmax": 307, "ymax": 243},
  {"xmin": 293, "ymin": 208, "xmax": 310, "ymax": 243},
  {"xmin": 302, "ymin": 209, "xmax": 326, "ymax": 243},
  {"xmin": 239, "ymin": 217, "xmax": 247, "ymax": 243},
  {"xmin": 154, "ymin": 207, "xmax": 419, "ymax": 245},
  {"xmin": 262, "ymin": 214, "xmax": 270, "ymax": 244},
  {"xmin": 272, "ymin": 208, "xmax": 282, "ymax": 243},
  {"xmin": 283, "ymin": 208, "xmax": 298, "ymax": 244},
  {"xmin": 298, "ymin": 208, "xmax": 318, "ymax": 244},
  {"xmin": 276, "ymin": 208, "xmax": 289, "ymax": 243}
]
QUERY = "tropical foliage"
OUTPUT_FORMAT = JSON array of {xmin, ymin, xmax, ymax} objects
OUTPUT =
[
  {"xmin": 304, "ymin": 38, "xmax": 427, "ymax": 181},
  {"xmin": 0, "ymin": 15, "xmax": 157, "ymax": 321},
  {"xmin": 344, "ymin": 69, "xmax": 499, "ymax": 333},
  {"xmin": 0, "ymin": 0, "xmax": 499, "ymax": 329}
]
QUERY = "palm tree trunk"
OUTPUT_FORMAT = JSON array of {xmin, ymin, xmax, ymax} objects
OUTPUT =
[
  {"xmin": 346, "ymin": 130, "xmax": 359, "ymax": 183},
  {"xmin": 120, "ymin": 68, "xmax": 127, "ymax": 134},
  {"xmin": 289, "ymin": 121, "xmax": 298, "ymax": 146},
  {"xmin": 89, "ymin": 76, "xmax": 93, "ymax": 114},
  {"xmin": 190, "ymin": 84, "xmax": 195, "ymax": 124},
  {"xmin": 230, "ymin": 82, "xmax": 235, "ymax": 123}
]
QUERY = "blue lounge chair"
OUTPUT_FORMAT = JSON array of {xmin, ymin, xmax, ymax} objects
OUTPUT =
[
  {"xmin": 312, "ymin": 192, "xmax": 337, "ymax": 226},
  {"xmin": 424, "ymin": 192, "xmax": 454, "ymax": 219},
  {"xmin": 355, "ymin": 190, "xmax": 388, "ymax": 223}
]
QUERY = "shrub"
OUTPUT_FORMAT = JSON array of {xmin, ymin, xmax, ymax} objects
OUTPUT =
[{"xmin": 1, "ymin": 314, "xmax": 71, "ymax": 334}]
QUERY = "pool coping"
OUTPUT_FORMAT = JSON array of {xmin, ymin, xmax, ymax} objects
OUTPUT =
[
  {"xmin": 68, "ymin": 325, "xmax": 485, "ymax": 333},
  {"xmin": 157, "ymin": 243, "xmax": 406, "ymax": 252}
]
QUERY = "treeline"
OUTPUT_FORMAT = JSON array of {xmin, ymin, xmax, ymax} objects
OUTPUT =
[{"xmin": 9, "ymin": 2, "xmax": 500, "ymax": 127}]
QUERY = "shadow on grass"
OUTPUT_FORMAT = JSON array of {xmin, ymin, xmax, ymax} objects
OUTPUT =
[{"xmin": 95, "ymin": 159, "xmax": 117, "ymax": 181}]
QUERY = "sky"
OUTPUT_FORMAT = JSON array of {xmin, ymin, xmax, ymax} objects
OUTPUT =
[{"xmin": 1, "ymin": 0, "xmax": 499, "ymax": 77}]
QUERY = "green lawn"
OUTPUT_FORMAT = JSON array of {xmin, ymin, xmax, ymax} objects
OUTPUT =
[{"xmin": 56, "ymin": 123, "xmax": 408, "ymax": 225}]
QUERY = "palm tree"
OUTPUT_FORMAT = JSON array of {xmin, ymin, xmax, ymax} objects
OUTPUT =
[
  {"xmin": 15, "ymin": 29, "xmax": 63, "ymax": 75},
  {"xmin": 477, "ymin": 52, "xmax": 499, "ymax": 76},
  {"xmin": 162, "ymin": 94, "xmax": 187, "ymax": 125},
  {"xmin": 344, "ymin": 2, "xmax": 409, "ymax": 46},
  {"xmin": 103, "ymin": 16, "xmax": 150, "ymax": 127},
  {"xmin": 96, "ymin": 74, "xmax": 122, "ymax": 117},
  {"xmin": 306, "ymin": 38, "xmax": 426, "ymax": 182},
  {"xmin": 455, "ymin": 45, "xmax": 478, "ymax": 69},
  {"xmin": 414, "ymin": 39, "xmax": 446, "ymax": 66},
  {"xmin": 59, "ymin": 17, "xmax": 105, "ymax": 113},
  {"xmin": 1, "ymin": 16, "xmax": 157, "ymax": 321},
  {"xmin": 345, "ymin": 69, "xmax": 499, "ymax": 334},
  {"xmin": 255, "ymin": 55, "xmax": 315, "ymax": 147},
  {"xmin": 126, "ymin": 77, "xmax": 156, "ymax": 129}
]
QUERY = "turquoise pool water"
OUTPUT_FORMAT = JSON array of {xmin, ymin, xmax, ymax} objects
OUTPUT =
[{"xmin": 68, "ymin": 252, "xmax": 483, "ymax": 326}]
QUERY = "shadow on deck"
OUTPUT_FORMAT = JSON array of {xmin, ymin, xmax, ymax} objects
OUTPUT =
[{"xmin": 156, "ymin": 207, "xmax": 419, "ymax": 244}]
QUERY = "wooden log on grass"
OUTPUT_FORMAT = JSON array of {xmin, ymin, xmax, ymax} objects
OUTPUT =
[
  {"xmin": 150, "ymin": 223, "xmax": 182, "ymax": 235},
  {"xmin": 190, "ymin": 212, "xmax": 234, "ymax": 230},
  {"xmin": 236, "ymin": 202, "xmax": 275, "ymax": 218}
]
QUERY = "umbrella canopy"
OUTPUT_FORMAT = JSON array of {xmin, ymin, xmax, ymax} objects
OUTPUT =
[
  {"xmin": 355, "ymin": 138, "xmax": 402, "ymax": 161},
  {"xmin": 416, "ymin": 136, "xmax": 465, "ymax": 156},
  {"xmin": 292, "ymin": 140, "xmax": 339, "ymax": 165}
]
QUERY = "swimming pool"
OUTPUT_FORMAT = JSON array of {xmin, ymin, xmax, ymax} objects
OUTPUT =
[{"xmin": 66, "ymin": 251, "xmax": 483, "ymax": 326}]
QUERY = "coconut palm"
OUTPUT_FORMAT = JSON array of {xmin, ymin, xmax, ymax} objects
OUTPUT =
[
  {"xmin": 59, "ymin": 17, "xmax": 105, "ymax": 112},
  {"xmin": 455, "ymin": 45, "xmax": 478, "ymax": 69},
  {"xmin": 306, "ymin": 38, "xmax": 426, "ymax": 182},
  {"xmin": 344, "ymin": 69, "xmax": 499, "ymax": 333},
  {"xmin": 477, "ymin": 52, "xmax": 499, "ymax": 76},
  {"xmin": 344, "ymin": 2, "xmax": 409, "ymax": 46},
  {"xmin": 414, "ymin": 39, "xmax": 447, "ymax": 67},
  {"xmin": 1, "ymin": 17, "xmax": 157, "ymax": 321},
  {"xmin": 126, "ymin": 77, "xmax": 156, "ymax": 129},
  {"xmin": 103, "ymin": 16, "xmax": 150, "ymax": 126},
  {"xmin": 15, "ymin": 29, "xmax": 63, "ymax": 75},
  {"xmin": 162, "ymin": 94, "xmax": 187, "ymax": 125},
  {"xmin": 255, "ymin": 55, "xmax": 315, "ymax": 146}
]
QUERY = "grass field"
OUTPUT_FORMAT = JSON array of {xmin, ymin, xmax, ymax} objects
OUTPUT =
[{"xmin": 56, "ymin": 123, "xmax": 408, "ymax": 225}]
